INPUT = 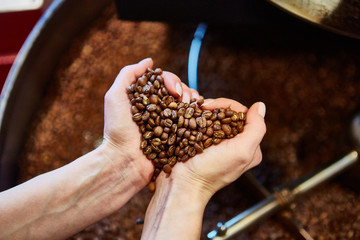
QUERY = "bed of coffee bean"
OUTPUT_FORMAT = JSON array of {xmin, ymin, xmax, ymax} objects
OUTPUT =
[{"xmin": 127, "ymin": 68, "xmax": 246, "ymax": 191}]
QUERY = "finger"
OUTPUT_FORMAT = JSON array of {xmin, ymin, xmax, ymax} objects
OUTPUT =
[
  {"xmin": 201, "ymin": 98, "xmax": 248, "ymax": 113},
  {"xmin": 190, "ymin": 89, "xmax": 201, "ymax": 100},
  {"xmin": 231, "ymin": 102, "xmax": 266, "ymax": 153},
  {"xmin": 112, "ymin": 58, "xmax": 154, "ymax": 91},
  {"xmin": 162, "ymin": 71, "xmax": 183, "ymax": 99},
  {"xmin": 181, "ymin": 83, "xmax": 192, "ymax": 104}
]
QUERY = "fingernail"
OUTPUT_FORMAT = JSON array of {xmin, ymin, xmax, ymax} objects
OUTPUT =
[
  {"xmin": 175, "ymin": 83, "xmax": 182, "ymax": 97},
  {"xmin": 258, "ymin": 102, "xmax": 266, "ymax": 117},
  {"xmin": 201, "ymin": 100, "xmax": 214, "ymax": 107},
  {"xmin": 182, "ymin": 92, "xmax": 190, "ymax": 104}
]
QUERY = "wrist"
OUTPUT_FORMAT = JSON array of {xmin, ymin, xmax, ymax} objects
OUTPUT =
[{"xmin": 97, "ymin": 139, "xmax": 152, "ymax": 190}]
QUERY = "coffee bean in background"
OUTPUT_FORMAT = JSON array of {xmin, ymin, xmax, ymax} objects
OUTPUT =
[{"xmin": 127, "ymin": 68, "xmax": 246, "ymax": 191}]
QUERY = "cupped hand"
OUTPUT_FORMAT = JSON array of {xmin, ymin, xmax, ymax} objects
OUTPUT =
[
  {"xmin": 100, "ymin": 58, "xmax": 184, "ymax": 186},
  {"xmin": 154, "ymin": 74, "xmax": 267, "ymax": 199}
]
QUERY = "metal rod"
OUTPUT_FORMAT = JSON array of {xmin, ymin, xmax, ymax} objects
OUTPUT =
[{"xmin": 207, "ymin": 151, "xmax": 359, "ymax": 239}]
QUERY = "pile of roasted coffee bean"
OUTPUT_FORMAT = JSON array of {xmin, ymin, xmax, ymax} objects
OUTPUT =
[{"xmin": 127, "ymin": 68, "xmax": 246, "ymax": 191}]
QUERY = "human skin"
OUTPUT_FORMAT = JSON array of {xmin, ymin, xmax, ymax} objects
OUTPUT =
[
  {"xmin": 141, "ymin": 73, "xmax": 266, "ymax": 240},
  {"xmin": 0, "ymin": 58, "xmax": 158, "ymax": 240}
]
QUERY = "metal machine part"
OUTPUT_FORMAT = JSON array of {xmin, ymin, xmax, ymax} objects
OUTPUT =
[
  {"xmin": 267, "ymin": 0, "xmax": 360, "ymax": 39},
  {"xmin": 207, "ymin": 151, "xmax": 359, "ymax": 239}
]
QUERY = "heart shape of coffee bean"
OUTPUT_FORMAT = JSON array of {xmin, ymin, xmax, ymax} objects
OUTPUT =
[{"xmin": 127, "ymin": 68, "xmax": 246, "ymax": 192}]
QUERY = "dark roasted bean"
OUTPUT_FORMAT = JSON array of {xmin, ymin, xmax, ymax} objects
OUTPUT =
[
  {"xmin": 133, "ymin": 113, "xmax": 142, "ymax": 122},
  {"xmin": 163, "ymin": 108, "xmax": 171, "ymax": 118},
  {"xmin": 194, "ymin": 143, "xmax": 203, "ymax": 153},
  {"xmin": 161, "ymin": 132, "xmax": 168, "ymax": 140},
  {"xmin": 159, "ymin": 158, "xmax": 168, "ymax": 164},
  {"xmin": 140, "ymin": 140, "xmax": 148, "ymax": 149},
  {"xmin": 163, "ymin": 164, "xmax": 172, "ymax": 173},
  {"xmin": 147, "ymin": 104, "xmax": 157, "ymax": 112},
  {"xmin": 213, "ymin": 130, "xmax": 226, "ymax": 138},
  {"xmin": 204, "ymin": 138, "xmax": 213, "ymax": 148},
  {"xmin": 171, "ymin": 124, "xmax": 178, "ymax": 133},
  {"xmin": 131, "ymin": 106, "xmax": 139, "ymax": 114},
  {"xmin": 195, "ymin": 132, "xmax": 203, "ymax": 142},
  {"xmin": 213, "ymin": 124, "xmax": 221, "ymax": 131},
  {"xmin": 143, "ymin": 131, "xmax": 154, "ymax": 139},
  {"xmin": 142, "ymin": 111, "xmax": 150, "ymax": 121},
  {"xmin": 177, "ymin": 128, "xmax": 186, "ymax": 137},
  {"xmin": 167, "ymin": 133, "xmax": 176, "ymax": 145},
  {"xmin": 158, "ymin": 151, "xmax": 167, "ymax": 158},
  {"xmin": 151, "ymin": 138, "xmax": 162, "ymax": 146},
  {"xmin": 196, "ymin": 116, "xmax": 207, "ymax": 128},
  {"xmin": 221, "ymin": 117, "xmax": 232, "ymax": 124},
  {"xmin": 178, "ymin": 115, "xmax": 184, "ymax": 127},
  {"xmin": 164, "ymin": 119, "xmax": 173, "ymax": 128},
  {"xmin": 189, "ymin": 118, "xmax": 197, "ymax": 129},
  {"xmin": 218, "ymin": 112, "xmax": 226, "ymax": 120},
  {"xmin": 144, "ymin": 146, "xmax": 152, "ymax": 155},
  {"xmin": 222, "ymin": 124, "xmax": 232, "ymax": 135},
  {"xmin": 184, "ymin": 107, "xmax": 194, "ymax": 118},
  {"xmin": 188, "ymin": 147, "xmax": 196, "ymax": 157},
  {"xmin": 197, "ymin": 98, "xmax": 204, "ymax": 106},
  {"xmin": 136, "ymin": 102, "xmax": 145, "ymax": 110}
]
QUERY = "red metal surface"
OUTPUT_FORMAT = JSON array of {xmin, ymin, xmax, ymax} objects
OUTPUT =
[{"xmin": 0, "ymin": 10, "xmax": 42, "ymax": 90}]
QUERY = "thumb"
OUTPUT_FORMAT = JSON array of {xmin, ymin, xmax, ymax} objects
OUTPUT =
[{"xmin": 230, "ymin": 102, "xmax": 266, "ymax": 154}]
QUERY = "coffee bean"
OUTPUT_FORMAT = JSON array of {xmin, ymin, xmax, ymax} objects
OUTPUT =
[
  {"xmin": 142, "ymin": 111, "xmax": 150, "ymax": 121},
  {"xmin": 149, "ymin": 94, "xmax": 159, "ymax": 104},
  {"xmin": 152, "ymin": 138, "xmax": 162, "ymax": 146},
  {"xmin": 161, "ymin": 132, "xmax": 168, "ymax": 140},
  {"xmin": 167, "ymin": 145, "xmax": 175, "ymax": 156},
  {"xmin": 188, "ymin": 147, "xmax": 196, "ymax": 157},
  {"xmin": 204, "ymin": 138, "xmax": 213, "ymax": 148},
  {"xmin": 148, "ymin": 118, "xmax": 155, "ymax": 127},
  {"xmin": 143, "ymin": 131, "xmax": 154, "ymax": 139},
  {"xmin": 153, "ymin": 126, "xmax": 163, "ymax": 137},
  {"xmin": 148, "ymin": 181, "xmax": 155, "ymax": 192},
  {"xmin": 131, "ymin": 106, "xmax": 139, "ymax": 114},
  {"xmin": 168, "ymin": 102, "xmax": 178, "ymax": 109},
  {"xmin": 196, "ymin": 116, "xmax": 207, "ymax": 128},
  {"xmin": 140, "ymin": 140, "xmax": 148, "ymax": 149},
  {"xmin": 154, "ymin": 68, "xmax": 163, "ymax": 75},
  {"xmin": 218, "ymin": 112, "xmax": 226, "ymax": 120},
  {"xmin": 184, "ymin": 108, "xmax": 194, "ymax": 118},
  {"xmin": 195, "ymin": 132, "xmax": 203, "ymax": 142},
  {"xmin": 147, "ymin": 152, "xmax": 157, "ymax": 160},
  {"xmin": 175, "ymin": 146, "xmax": 181, "ymax": 156},
  {"xmin": 221, "ymin": 118, "xmax": 232, "ymax": 124},
  {"xmin": 133, "ymin": 113, "xmax": 142, "ymax": 122},
  {"xmin": 159, "ymin": 158, "xmax": 168, "ymax": 164},
  {"xmin": 168, "ymin": 156, "xmax": 177, "ymax": 166},
  {"xmin": 194, "ymin": 108, "xmax": 202, "ymax": 117},
  {"xmin": 163, "ymin": 164, "xmax": 172, "ymax": 173},
  {"xmin": 189, "ymin": 117, "xmax": 197, "ymax": 130},
  {"xmin": 177, "ymin": 128, "xmax": 186, "ymax": 137},
  {"xmin": 171, "ymin": 124, "xmax": 177, "ymax": 133},
  {"xmin": 138, "ymin": 76, "xmax": 147, "ymax": 86},
  {"xmin": 184, "ymin": 118, "xmax": 189, "ymax": 128},
  {"xmin": 213, "ymin": 138, "xmax": 222, "ymax": 144},
  {"xmin": 171, "ymin": 110, "xmax": 177, "ymax": 120},
  {"xmin": 222, "ymin": 124, "xmax": 232, "ymax": 135},
  {"xmin": 167, "ymin": 133, "xmax": 176, "ymax": 145},
  {"xmin": 135, "ymin": 102, "xmax": 145, "ymax": 110},
  {"xmin": 197, "ymin": 98, "xmax": 204, "ymax": 106},
  {"xmin": 164, "ymin": 127, "xmax": 171, "ymax": 133},
  {"xmin": 147, "ymin": 104, "xmax": 157, "ymax": 112},
  {"xmin": 194, "ymin": 142, "xmax": 203, "ymax": 153},
  {"xmin": 202, "ymin": 110, "xmax": 212, "ymax": 119},
  {"xmin": 164, "ymin": 119, "xmax": 173, "ymax": 128},
  {"xmin": 239, "ymin": 112, "xmax": 246, "ymax": 121},
  {"xmin": 163, "ymin": 108, "xmax": 171, "ymax": 118},
  {"xmin": 158, "ymin": 151, "xmax": 167, "ymax": 158},
  {"xmin": 144, "ymin": 146, "xmax": 152, "ymax": 155},
  {"xmin": 180, "ymin": 154, "xmax": 189, "ymax": 162},
  {"xmin": 178, "ymin": 108, "xmax": 185, "ymax": 116},
  {"xmin": 178, "ymin": 115, "xmax": 184, "ymax": 127},
  {"xmin": 153, "ymin": 80, "xmax": 160, "ymax": 89},
  {"xmin": 184, "ymin": 130, "xmax": 191, "ymax": 139},
  {"xmin": 213, "ymin": 124, "xmax": 221, "ymax": 131},
  {"xmin": 213, "ymin": 130, "xmax": 226, "ymax": 138}
]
